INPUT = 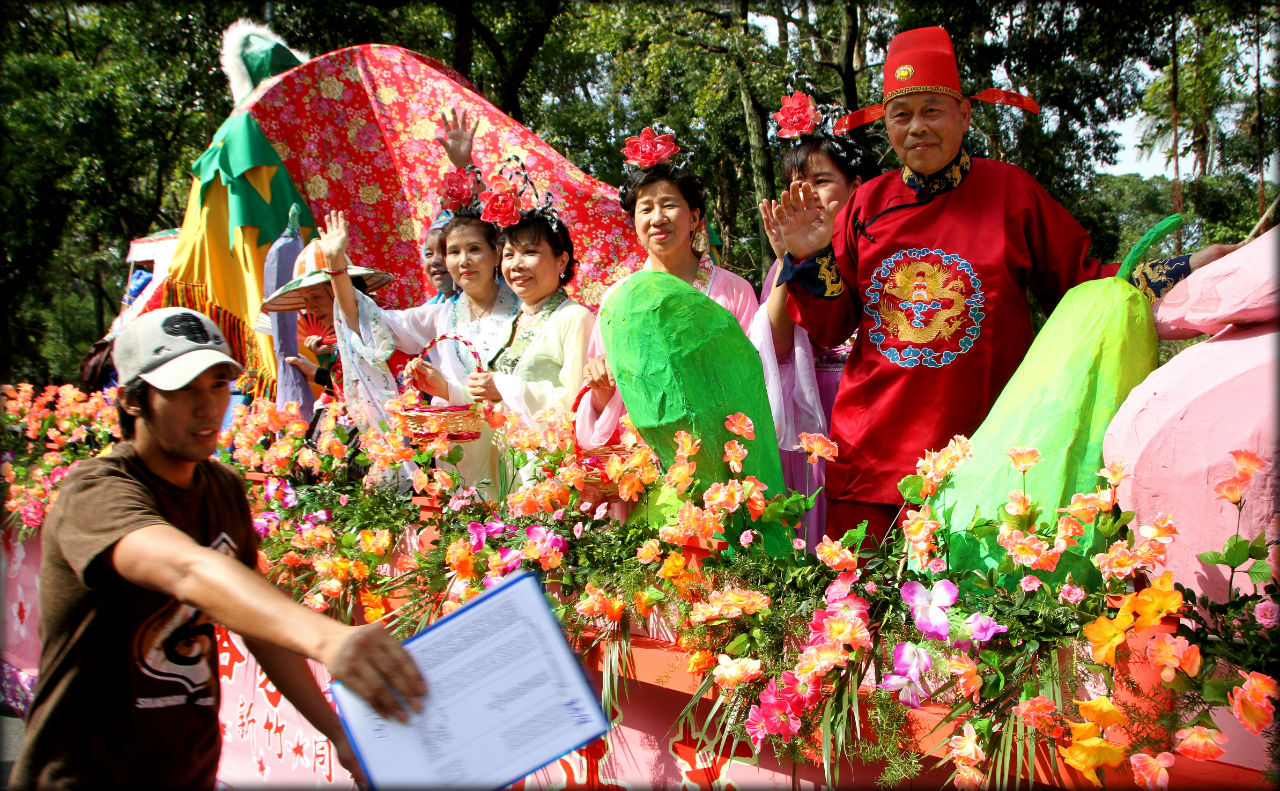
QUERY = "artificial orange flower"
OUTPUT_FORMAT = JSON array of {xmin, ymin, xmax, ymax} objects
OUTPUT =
[
  {"xmin": 637, "ymin": 539, "xmax": 661, "ymax": 564},
  {"xmin": 360, "ymin": 590, "xmax": 388, "ymax": 622},
  {"xmin": 724, "ymin": 412, "xmax": 755, "ymax": 440},
  {"xmin": 445, "ymin": 537, "xmax": 478, "ymax": 580},
  {"xmin": 664, "ymin": 461, "xmax": 696, "ymax": 493},
  {"xmin": 1005, "ymin": 489, "xmax": 1033, "ymax": 516},
  {"xmin": 947, "ymin": 721, "xmax": 985, "ymax": 766},
  {"xmin": 1214, "ymin": 475, "xmax": 1248, "ymax": 506},
  {"xmin": 1082, "ymin": 595, "xmax": 1134, "ymax": 666},
  {"xmin": 1076, "ymin": 695, "xmax": 1129, "ymax": 730},
  {"xmin": 822, "ymin": 612, "xmax": 872, "ymax": 649},
  {"xmin": 711, "ymin": 654, "xmax": 762, "ymax": 689},
  {"xmin": 1014, "ymin": 695, "xmax": 1064, "ymax": 738},
  {"xmin": 815, "ymin": 535, "xmax": 858, "ymax": 571},
  {"xmin": 674, "ymin": 430, "xmax": 701, "ymax": 462},
  {"xmin": 1139, "ymin": 514, "xmax": 1178, "ymax": 545},
  {"xmin": 796, "ymin": 432, "xmax": 838, "ymax": 464},
  {"xmin": 723, "ymin": 440, "xmax": 748, "ymax": 474},
  {"xmin": 703, "ymin": 480, "xmax": 745, "ymax": 514},
  {"xmin": 1007, "ymin": 446, "xmax": 1041, "ymax": 473},
  {"xmin": 1229, "ymin": 449, "xmax": 1267, "ymax": 480},
  {"xmin": 357, "ymin": 528, "xmax": 392, "ymax": 555},
  {"xmin": 948, "ymin": 654, "xmax": 981, "ymax": 699},
  {"xmin": 1228, "ymin": 671, "xmax": 1280, "ymax": 735},
  {"xmin": 954, "ymin": 764, "xmax": 985, "ymax": 791},
  {"xmin": 1059, "ymin": 491, "xmax": 1102, "ymax": 524},
  {"xmin": 1094, "ymin": 540, "xmax": 1145, "ymax": 581},
  {"xmin": 687, "ymin": 649, "xmax": 716, "ymax": 674},
  {"xmin": 658, "ymin": 552, "xmax": 686, "ymax": 579},
  {"xmin": 1173, "ymin": 724, "xmax": 1227, "ymax": 761},
  {"xmin": 1097, "ymin": 461, "xmax": 1131, "ymax": 488},
  {"xmin": 1130, "ymin": 752, "xmax": 1175, "ymax": 791},
  {"xmin": 1132, "ymin": 571, "xmax": 1183, "ymax": 631},
  {"xmin": 1058, "ymin": 733, "xmax": 1126, "ymax": 787},
  {"xmin": 318, "ymin": 578, "xmax": 344, "ymax": 597},
  {"xmin": 1146, "ymin": 633, "xmax": 1202, "ymax": 683}
]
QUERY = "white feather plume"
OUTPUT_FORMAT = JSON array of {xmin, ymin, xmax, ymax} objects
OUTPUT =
[{"xmin": 220, "ymin": 18, "xmax": 310, "ymax": 105}]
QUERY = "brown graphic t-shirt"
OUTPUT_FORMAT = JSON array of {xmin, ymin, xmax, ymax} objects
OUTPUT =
[{"xmin": 10, "ymin": 442, "xmax": 258, "ymax": 790}]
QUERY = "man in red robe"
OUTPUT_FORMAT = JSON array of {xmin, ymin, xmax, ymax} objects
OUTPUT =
[{"xmin": 771, "ymin": 26, "xmax": 1238, "ymax": 540}]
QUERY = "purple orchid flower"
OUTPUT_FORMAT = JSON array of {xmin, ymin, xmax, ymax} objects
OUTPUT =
[
  {"xmin": 878, "ymin": 642, "xmax": 933, "ymax": 708},
  {"xmin": 953, "ymin": 612, "xmax": 1010, "ymax": 652},
  {"xmin": 525, "ymin": 525, "xmax": 567, "ymax": 554},
  {"xmin": 252, "ymin": 511, "xmax": 280, "ymax": 538},
  {"xmin": 264, "ymin": 477, "xmax": 297, "ymax": 508},
  {"xmin": 303, "ymin": 510, "xmax": 332, "ymax": 525},
  {"xmin": 901, "ymin": 579, "xmax": 958, "ymax": 641},
  {"xmin": 467, "ymin": 520, "xmax": 509, "ymax": 551},
  {"xmin": 491, "ymin": 547, "xmax": 522, "ymax": 576}
]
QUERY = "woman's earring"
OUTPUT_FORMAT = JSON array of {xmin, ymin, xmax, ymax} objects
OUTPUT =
[{"xmin": 693, "ymin": 224, "xmax": 709, "ymax": 256}]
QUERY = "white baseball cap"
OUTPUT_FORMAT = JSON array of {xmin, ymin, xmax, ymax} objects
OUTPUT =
[{"xmin": 113, "ymin": 308, "xmax": 244, "ymax": 390}]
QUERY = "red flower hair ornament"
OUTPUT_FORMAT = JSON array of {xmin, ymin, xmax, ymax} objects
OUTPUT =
[
  {"xmin": 479, "ymin": 175, "xmax": 523, "ymax": 227},
  {"xmin": 620, "ymin": 127, "xmax": 680, "ymax": 169},
  {"xmin": 773, "ymin": 91, "xmax": 822, "ymax": 139},
  {"xmin": 441, "ymin": 167, "xmax": 479, "ymax": 212}
]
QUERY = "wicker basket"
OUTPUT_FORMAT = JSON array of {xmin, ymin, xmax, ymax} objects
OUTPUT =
[
  {"xmin": 576, "ymin": 443, "xmax": 633, "ymax": 501},
  {"xmin": 402, "ymin": 334, "xmax": 487, "ymax": 444}
]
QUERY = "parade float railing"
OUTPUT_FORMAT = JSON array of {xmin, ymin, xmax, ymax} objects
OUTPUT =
[{"xmin": 3, "ymin": 385, "xmax": 1276, "ymax": 789}]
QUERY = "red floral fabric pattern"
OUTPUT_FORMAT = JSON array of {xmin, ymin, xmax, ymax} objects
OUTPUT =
[{"xmin": 244, "ymin": 45, "xmax": 645, "ymax": 310}]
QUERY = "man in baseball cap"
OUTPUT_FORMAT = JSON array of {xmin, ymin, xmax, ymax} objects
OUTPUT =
[{"xmin": 11, "ymin": 307, "xmax": 426, "ymax": 789}]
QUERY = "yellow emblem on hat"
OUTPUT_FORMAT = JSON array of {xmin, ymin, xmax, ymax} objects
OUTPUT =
[{"xmin": 895, "ymin": 64, "xmax": 914, "ymax": 81}]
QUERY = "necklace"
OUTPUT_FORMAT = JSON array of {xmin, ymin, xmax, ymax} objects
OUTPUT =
[{"xmin": 467, "ymin": 290, "xmax": 499, "ymax": 322}]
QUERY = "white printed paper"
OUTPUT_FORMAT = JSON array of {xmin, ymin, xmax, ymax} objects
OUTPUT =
[{"xmin": 331, "ymin": 572, "xmax": 609, "ymax": 789}]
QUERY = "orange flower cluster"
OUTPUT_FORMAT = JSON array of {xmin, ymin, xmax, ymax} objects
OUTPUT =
[
  {"xmin": 1057, "ymin": 705, "xmax": 1128, "ymax": 786},
  {"xmin": 506, "ymin": 478, "xmax": 572, "ymax": 517},
  {"xmin": 1228, "ymin": 671, "xmax": 1279, "ymax": 735},
  {"xmin": 914, "ymin": 435, "xmax": 973, "ymax": 496},
  {"xmin": 1014, "ymin": 695, "xmax": 1066, "ymax": 738},
  {"xmin": 946, "ymin": 722, "xmax": 986, "ymax": 790},
  {"xmin": 901, "ymin": 506, "xmax": 941, "ymax": 566},
  {"xmin": 574, "ymin": 584, "xmax": 625, "ymax": 622},
  {"xmin": 603, "ymin": 446, "xmax": 661, "ymax": 501},
  {"xmin": 688, "ymin": 587, "xmax": 771, "ymax": 623},
  {"xmin": 1083, "ymin": 573, "xmax": 1183, "ymax": 666},
  {"xmin": 445, "ymin": 537, "xmax": 478, "ymax": 580},
  {"xmin": 660, "ymin": 502, "xmax": 723, "ymax": 544},
  {"xmin": 1214, "ymin": 449, "xmax": 1267, "ymax": 508},
  {"xmin": 3, "ymin": 383, "xmax": 120, "ymax": 537}
]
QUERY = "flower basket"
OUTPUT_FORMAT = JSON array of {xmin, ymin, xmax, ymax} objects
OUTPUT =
[
  {"xmin": 576, "ymin": 442, "xmax": 632, "ymax": 502},
  {"xmin": 402, "ymin": 334, "xmax": 487, "ymax": 443}
]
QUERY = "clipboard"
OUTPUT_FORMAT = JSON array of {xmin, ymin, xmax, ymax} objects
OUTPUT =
[{"xmin": 331, "ymin": 571, "xmax": 609, "ymax": 789}]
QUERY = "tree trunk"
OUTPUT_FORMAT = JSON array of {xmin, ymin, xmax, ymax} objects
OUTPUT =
[{"xmin": 451, "ymin": 1, "xmax": 475, "ymax": 84}]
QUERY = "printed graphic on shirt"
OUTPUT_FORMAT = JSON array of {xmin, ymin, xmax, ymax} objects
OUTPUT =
[
  {"xmin": 864, "ymin": 248, "xmax": 985, "ymax": 368},
  {"xmin": 132, "ymin": 532, "xmax": 240, "ymax": 709}
]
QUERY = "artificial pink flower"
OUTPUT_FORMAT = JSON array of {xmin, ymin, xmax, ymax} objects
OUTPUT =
[{"xmin": 901, "ymin": 579, "xmax": 958, "ymax": 641}]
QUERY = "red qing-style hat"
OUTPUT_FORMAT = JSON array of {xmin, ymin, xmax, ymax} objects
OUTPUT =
[{"xmin": 835, "ymin": 26, "xmax": 1039, "ymax": 133}]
